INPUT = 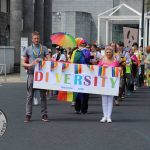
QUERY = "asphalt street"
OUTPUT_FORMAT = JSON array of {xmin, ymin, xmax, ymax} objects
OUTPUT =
[{"xmin": 0, "ymin": 83, "xmax": 150, "ymax": 150}]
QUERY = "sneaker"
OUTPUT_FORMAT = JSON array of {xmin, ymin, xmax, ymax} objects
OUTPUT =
[
  {"xmin": 33, "ymin": 97, "xmax": 38, "ymax": 105},
  {"xmin": 24, "ymin": 115, "xmax": 31, "ymax": 123},
  {"xmin": 71, "ymin": 102, "xmax": 75, "ymax": 107},
  {"xmin": 74, "ymin": 111, "xmax": 81, "ymax": 114},
  {"xmin": 134, "ymin": 85, "xmax": 136, "ymax": 91},
  {"xmin": 81, "ymin": 111, "xmax": 87, "ymax": 114},
  {"xmin": 107, "ymin": 118, "xmax": 112, "ymax": 123},
  {"xmin": 121, "ymin": 95, "xmax": 125, "ymax": 99},
  {"xmin": 115, "ymin": 100, "xmax": 119, "ymax": 106},
  {"xmin": 100, "ymin": 117, "xmax": 107, "ymax": 123},
  {"xmin": 42, "ymin": 114, "xmax": 49, "ymax": 122},
  {"xmin": 127, "ymin": 92, "xmax": 131, "ymax": 96}
]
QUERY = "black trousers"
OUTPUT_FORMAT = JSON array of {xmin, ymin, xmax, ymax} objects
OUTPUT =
[{"xmin": 75, "ymin": 93, "xmax": 88, "ymax": 113}]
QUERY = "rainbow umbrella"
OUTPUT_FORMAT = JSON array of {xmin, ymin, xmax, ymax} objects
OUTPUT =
[
  {"xmin": 75, "ymin": 37, "xmax": 87, "ymax": 46},
  {"xmin": 50, "ymin": 32, "xmax": 76, "ymax": 48}
]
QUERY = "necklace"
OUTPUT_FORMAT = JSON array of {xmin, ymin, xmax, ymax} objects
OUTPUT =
[{"xmin": 32, "ymin": 44, "xmax": 42, "ymax": 58}]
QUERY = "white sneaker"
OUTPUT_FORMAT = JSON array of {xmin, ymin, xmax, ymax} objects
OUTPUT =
[
  {"xmin": 107, "ymin": 118, "xmax": 112, "ymax": 123},
  {"xmin": 33, "ymin": 97, "xmax": 38, "ymax": 105},
  {"xmin": 100, "ymin": 117, "xmax": 107, "ymax": 123},
  {"xmin": 134, "ymin": 85, "xmax": 136, "ymax": 91}
]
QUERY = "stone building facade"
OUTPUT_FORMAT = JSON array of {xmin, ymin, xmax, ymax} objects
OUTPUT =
[
  {"xmin": 52, "ymin": 11, "xmax": 92, "ymax": 43},
  {"xmin": 0, "ymin": 0, "xmax": 10, "ymax": 46},
  {"xmin": 52, "ymin": 0, "xmax": 142, "ymax": 44},
  {"xmin": 0, "ymin": 0, "xmax": 52, "ymax": 72}
]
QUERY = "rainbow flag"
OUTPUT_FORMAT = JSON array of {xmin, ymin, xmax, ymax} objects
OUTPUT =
[
  {"xmin": 39, "ymin": 60, "xmax": 46, "ymax": 70},
  {"xmin": 112, "ymin": 67, "xmax": 119, "ymax": 77},
  {"xmin": 98, "ymin": 66, "xmax": 106, "ymax": 77},
  {"xmin": 62, "ymin": 63, "xmax": 69, "ymax": 72},
  {"xmin": 57, "ymin": 91, "xmax": 77, "ymax": 102},
  {"xmin": 88, "ymin": 65, "xmax": 94, "ymax": 71},
  {"xmin": 74, "ymin": 64, "xmax": 82, "ymax": 74},
  {"xmin": 51, "ymin": 61, "xmax": 58, "ymax": 71}
]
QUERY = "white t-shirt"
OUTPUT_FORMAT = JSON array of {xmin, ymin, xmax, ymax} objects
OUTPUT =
[
  {"xmin": 90, "ymin": 51, "xmax": 103, "ymax": 64},
  {"xmin": 59, "ymin": 54, "xmax": 66, "ymax": 61}
]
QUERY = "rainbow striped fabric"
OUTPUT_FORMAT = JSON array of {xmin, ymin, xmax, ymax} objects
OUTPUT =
[{"xmin": 57, "ymin": 91, "xmax": 77, "ymax": 102}]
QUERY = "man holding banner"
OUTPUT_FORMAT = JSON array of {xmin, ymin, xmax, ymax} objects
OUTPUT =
[{"xmin": 22, "ymin": 31, "xmax": 50, "ymax": 123}]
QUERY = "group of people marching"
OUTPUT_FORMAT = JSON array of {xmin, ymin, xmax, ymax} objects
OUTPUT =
[{"xmin": 22, "ymin": 31, "xmax": 150, "ymax": 123}]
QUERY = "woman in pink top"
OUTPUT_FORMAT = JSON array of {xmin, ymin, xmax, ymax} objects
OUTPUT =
[{"xmin": 98, "ymin": 46, "xmax": 119, "ymax": 123}]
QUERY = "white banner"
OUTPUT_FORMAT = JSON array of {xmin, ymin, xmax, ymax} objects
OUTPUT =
[{"xmin": 33, "ymin": 61, "xmax": 120, "ymax": 96}]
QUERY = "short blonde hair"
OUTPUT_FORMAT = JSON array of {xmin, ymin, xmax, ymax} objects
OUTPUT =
[
  {"xmin": 105, "ymin": 46, "xmax": 114, "ymax": 55},
  {"xmin": 32, "ymin": 31, "xmax": 40, "ymax": 37}
]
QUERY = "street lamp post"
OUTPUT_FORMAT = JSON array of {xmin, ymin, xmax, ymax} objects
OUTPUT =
[{"xmin": 141, "ymin": 0, "xmax": 145, "ymax": 47}]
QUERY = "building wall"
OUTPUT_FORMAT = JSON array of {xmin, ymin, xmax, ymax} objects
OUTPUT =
[
  {"xmin": 0, "ymin": 12, "xmax": 9, "ymax": 46},
  {"xmin": 52, "ymin": 12, "xmax": 62, "ymax": 33},
  {"xmin": 61, "ymin": 11, "xmax": 76, "ymax": 37},
  {"xmin": 0, "ymin": 0, "xmax": 10, "ymax": 46},
  {"xmin": 52, "ymin": 0, "xmax": 113, "ymax": 43},
  {"xmin": 52, "ymin": 11, "xmax": 92, "ymax": 43},
  {"xmin": 75, "ymin": 12, "xmax": 92, "ymax": 43},
  {"xmin": 52, "ymin": 0, "xmax": 142, "ymax": 44}
]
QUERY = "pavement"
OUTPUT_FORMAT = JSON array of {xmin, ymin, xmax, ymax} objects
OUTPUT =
[
  {"xmin": 0, "ymin": 74, "xmax": 150, "ymax": 150},
  {"xmin": 0, "ymin": 73, "xmax": 25, "ymax": 83}
]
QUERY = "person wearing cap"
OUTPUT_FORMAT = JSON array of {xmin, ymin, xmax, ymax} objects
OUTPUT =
[
  {"xmin": 52, "ymin": 46, "xmax": 61, "ymax": 61},
  {"xmin": 52, "ymin": 46, "xmax": 66, "ymax": 62},
  {"xmin": 98, "ymin": 46, "xmax": 120, "ymax": 123},
  {"xmin": 71, "ymin": 40, "xmax": 91, "ymax": 114}
]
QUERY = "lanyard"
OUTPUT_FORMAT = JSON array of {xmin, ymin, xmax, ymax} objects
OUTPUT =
[{"xmin": 32, "ymin": 44, "xmax": 42, "ymax": 58}]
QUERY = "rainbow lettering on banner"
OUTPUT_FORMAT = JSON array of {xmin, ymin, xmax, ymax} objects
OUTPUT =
[
  {"xmin": 39, "ymin": 60, "xmax": 46, "ymax": 70},
  {"xmin": 51, "ymin": 61, "xmax": 58, "ymax": 71},
  {"xmin": 74, "ymin": 64, "xmax": 82, "ymax": 74},
  {"xmin": 62, "ymin": 63, "xmax": 69, "ymax": 72},
  {"xmin": 112, "ymin": 67, "xmax": 119, "ymax": 77},
  {"xmin": 88, "ymin": 65, "xmax": 94, "ymax": 71}
]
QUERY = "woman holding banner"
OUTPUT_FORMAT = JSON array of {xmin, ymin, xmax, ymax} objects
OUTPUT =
[{"xmin": 98, "ymin": 46, "xmax": 119, "ymax": 123}]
